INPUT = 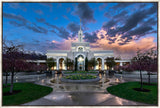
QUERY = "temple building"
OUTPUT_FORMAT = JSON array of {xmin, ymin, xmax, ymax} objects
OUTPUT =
[{"xmin": 46, "ymin": 22, "xmax": 130, "ymax": 70}]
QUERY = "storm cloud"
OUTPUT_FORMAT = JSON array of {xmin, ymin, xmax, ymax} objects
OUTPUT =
[
  {"xmin": 74, "ymin": 3, "xmax": 96, "ymax": 24},
  {"xmin": 3, "ymin": 12, "xmax": 48, "ymax": 34},
  {"xmin": 102, "ymin": 3, "xmax": 157, "ymax": 45},
  {"xmin": 84, "ymin": 31, "xmax": 99, "ymax": 43}
]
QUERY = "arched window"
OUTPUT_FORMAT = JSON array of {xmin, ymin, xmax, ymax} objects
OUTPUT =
[{"xmin": 78, "ymin": 47, "xmax": 83, "ymax": 52}]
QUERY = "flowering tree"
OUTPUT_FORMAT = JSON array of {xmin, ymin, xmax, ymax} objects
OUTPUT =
[
  {"xmin": 131, "ymin": 48, "xmax": 157, "ymax": 89},
  {"xmin": 131, "ymin": 49, "xmax": 146, "ymax": 90},
  {"xmin": 3, "ymin": 41, "xmax": 26, "ymax": 93},
  {"xmin": 121, "ymin": 64, "xmax": 134, "ymax": 72},
  {"xmin": 141, "ymin": 48, "xmax": 157, "ymax": 84}
]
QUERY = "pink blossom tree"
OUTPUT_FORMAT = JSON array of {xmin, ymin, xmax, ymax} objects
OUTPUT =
[{"xmin": 3, "ymin": 41, "xmax": 25, "ymax": 93}]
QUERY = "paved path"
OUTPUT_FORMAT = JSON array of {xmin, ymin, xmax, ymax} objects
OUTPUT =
[
  {"xmin": 23, "ymin": 76, "xmax": 148, "ymax": 106},
  {"xmin": 3, "ymin": 72, "xmax": 154, "ymax": 106},
  {"xmin": 23, "ymin": 91, "xmax": 147, "ymax": 106}
]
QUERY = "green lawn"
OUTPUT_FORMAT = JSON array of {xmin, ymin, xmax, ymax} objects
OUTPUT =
[
  {"xmin": 3, "ymin": 83, "xmax": 53, "ymax": 106},
  {"xmin": 107, "ymin": 82, "xmax": 158, "ymax": 105}
]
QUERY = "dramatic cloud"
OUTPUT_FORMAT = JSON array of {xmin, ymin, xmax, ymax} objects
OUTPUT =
[
  {"xmin": 26, "ymin": 24, "xmax": 48, "ymax": 34},
  {"xmin": 113, "ymin": 10, "xmax": 128, "ymax": 22},
  {"xmin": 74, "ymin": 3, "xmax": 96, "ymax": 24},
  {"xmin": 49, "ymin": 29, "xmax": 156, "ymax": 59},
  {"xmin": 8, "ymin": 3, "xmax": 27, "ymax": 12},
  {"xmin": 56, "ymin": 27, "xmax": 70, "ymax": 39},
  {"xmin": 84, "ymin": 31, "xmax": 99, "ymax": 43},
  {"xmin": 90, "ymin": 29, "xmax": 156, "ymax": 59},
  {"xmin": 49, "ymin": 37, "xmax": 78, "ymax": 50},
  {"xmin": 3, "ymin": 13, "xmax": 28, "ymax": 23},
  {"xmin": 102, "ymin": 20, "xmax": 117, "ymax": 30},
  {"xmin": 9, "ymin": 21, "xmax": 23, "ymax": 27},
  {"xmin": 67, "ymin": 22, "xmax": 79, "ymax": 32},
  {"xmin": 43, "ymin": 22, "xmax": 70, "ymax": 39},
  {"xmin": 3, "ymin": 3, "xmax": 157, "ymax": 57},
  {"xmin": 3, "ymin": 12, "xmax": 48, "ymax": 34},
  {"xmin": 111, "ymin": 3, "xmax": 132, "ymax": 9},
  {"xmin": 102, "ymin": 3, "xmax": 157, "ymax": 45},
  {"xmin": 121, "ymin": 26, "xmax": 153, "ymax": 41}
]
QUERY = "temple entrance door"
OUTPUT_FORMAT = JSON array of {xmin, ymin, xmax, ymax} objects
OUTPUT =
[
  {"xmin": 77, "ymin": 55, "xmax": 84, "ymax": 71},
  {"xmin": 97, "ymin": 58, "xmax": 102, "ymax": 71},
  {"xmin": 59, "ymin": 58, "xmax": 64, "ymax": 70}
]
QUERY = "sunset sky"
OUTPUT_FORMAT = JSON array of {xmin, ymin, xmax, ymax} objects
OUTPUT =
[{"xmin": 3, "ymin": 2, "xmax": 157, "ymax": 59}]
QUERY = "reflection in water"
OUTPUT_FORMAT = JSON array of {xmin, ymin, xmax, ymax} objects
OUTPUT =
[
  {"xmin": 41, "ymin": 79, "xmax": 44, "ymax": 84},
  {"xmin": 4, "ymin": 72, "xmax": 122, "ymax": 92},
  {"xmin": 48, "ymin": 73, "xmax": 114, "ymax": 92},
  {"xmin": 99, "ymin": 74, "xmax": 102, "ymax": 79},
  {"xmin": 115, "ymin": 78, "xmax": 119, "ymax": 83}
]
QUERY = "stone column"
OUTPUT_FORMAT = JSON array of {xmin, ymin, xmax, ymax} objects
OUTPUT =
[
  {"xmin": 120, "ymin": 62, "xmax": 123, "ymax": 66},
  {"xmin": 102, "ymin": 59, "xmax": 104, "ymax": 70},
  {"xmin": 56, "ymin": 58, "xmax": 59, "ymax": 70},
  {"xmin": 37, "ymin": 62, "xmax": 40, "ymax": 65}
]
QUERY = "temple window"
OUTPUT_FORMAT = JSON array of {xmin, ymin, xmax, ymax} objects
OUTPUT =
[{"xmin": 78, "ymin": 47, "xmax": 83, "ymax": 52}]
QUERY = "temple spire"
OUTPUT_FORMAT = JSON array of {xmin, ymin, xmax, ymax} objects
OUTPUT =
[
  {"xmin": 78, "ymin": 18, "xmax": 83, "ymax": 42},
  {"xmin": 80, "ymin": 18, "xmax": 81, "ymax": 30}
]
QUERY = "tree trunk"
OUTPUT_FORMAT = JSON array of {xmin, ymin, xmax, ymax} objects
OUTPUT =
[
  {"xmin": 10, "ymin": 71, "xmax": 14, "ymax": 94},
  {"xmin": 5, "ymin": 72, "xmax": 8, "ymax": 87},
  {"xmin": 140, "ymin": 69, "xmax": 143, "ymax": 90}
]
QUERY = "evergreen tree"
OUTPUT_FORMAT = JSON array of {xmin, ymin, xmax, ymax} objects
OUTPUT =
[
  {"xmin": 75, "ymin": 57, "xmax": 77, "ymax": 71},
  {"xmin": 64, "ymin": 57, "xmax": 74, "ymax": 70},
  {"xmin": 105, "ymin": 57, "xmax": 116, "ymax": 70},
  {"xmin": 46, "ymin": 58, "xmax": 56, "ymax": 71},
  {"xmin": 85, "ymin": 57, "xmax": 88, "ymax": 71},
  {"xmin": 88, "ymin": 58, "xmax": 97, "ymax": 70}
]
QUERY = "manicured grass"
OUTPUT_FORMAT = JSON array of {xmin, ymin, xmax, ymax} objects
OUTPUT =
[
  {"xmin": 65, "ymin": 71, "xmax": 97, "ymax": 74},
  {"xmin": 63, "ymin": 74, "xmax": 97, "ymax": 80},
  {"xmin": 3, "ymin": 83, "xmax": 53, "ymax": 106},
  {"xmin": 107, "ymin": 82, "xmax": 158, "ymax": 105}
]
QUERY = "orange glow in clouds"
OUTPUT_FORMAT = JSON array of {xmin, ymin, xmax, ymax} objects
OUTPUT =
[
  {"xmin": 91, "ymin": 29, "xmax": 156, "ymax": 59},
  {"xmin": 51, "ymin": 29, "xmax": 156, "ymax": 59}
]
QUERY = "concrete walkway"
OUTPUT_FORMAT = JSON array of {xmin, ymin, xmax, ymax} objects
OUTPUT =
[
  {"xmin": 22, "ymin": 74, "xmax": 148, "ymax": 106},
  {"xmin": 23, "ymin": 91, "xmax": 147, "ymax": 106},
  {"xmin": 3, "ymin": 72, "xmax": 155, "ymax": 106}
]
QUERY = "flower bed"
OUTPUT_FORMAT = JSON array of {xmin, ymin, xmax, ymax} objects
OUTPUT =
[
  {"xmin": 64, "ymin": 74, "xmax": 97, "ymax": 80},
  {"xmin": 61, "ymin": 74, "xmax": 100, "ymax": 83},
  {"xmin": 62, "ymin": 71, "xmax": 99, "ymax": 76}
]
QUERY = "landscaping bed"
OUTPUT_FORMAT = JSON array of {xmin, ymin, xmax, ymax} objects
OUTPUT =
[
  {"xmin": 107, "ymin": 82, "xmax": 158, "ymax": 105},
  {"xmin": 3, "ymin": 83, "xmax": 53, "ymax": 105},
  {"xmin": 62, "ymin": 71, "xmax": 99, "ymax": 76},
  {"xmin": 61, "ymin": 74, "xmax": 100, "ymax": 83}
]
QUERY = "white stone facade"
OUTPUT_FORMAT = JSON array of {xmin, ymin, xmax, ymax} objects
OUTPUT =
[
  {"xmin": 46, "ymin": 23, "xmax": 130, "ymax": 70},
  {"xmin": 46, "ymin": 23, "xmax": 116, "ymax": 71}
]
